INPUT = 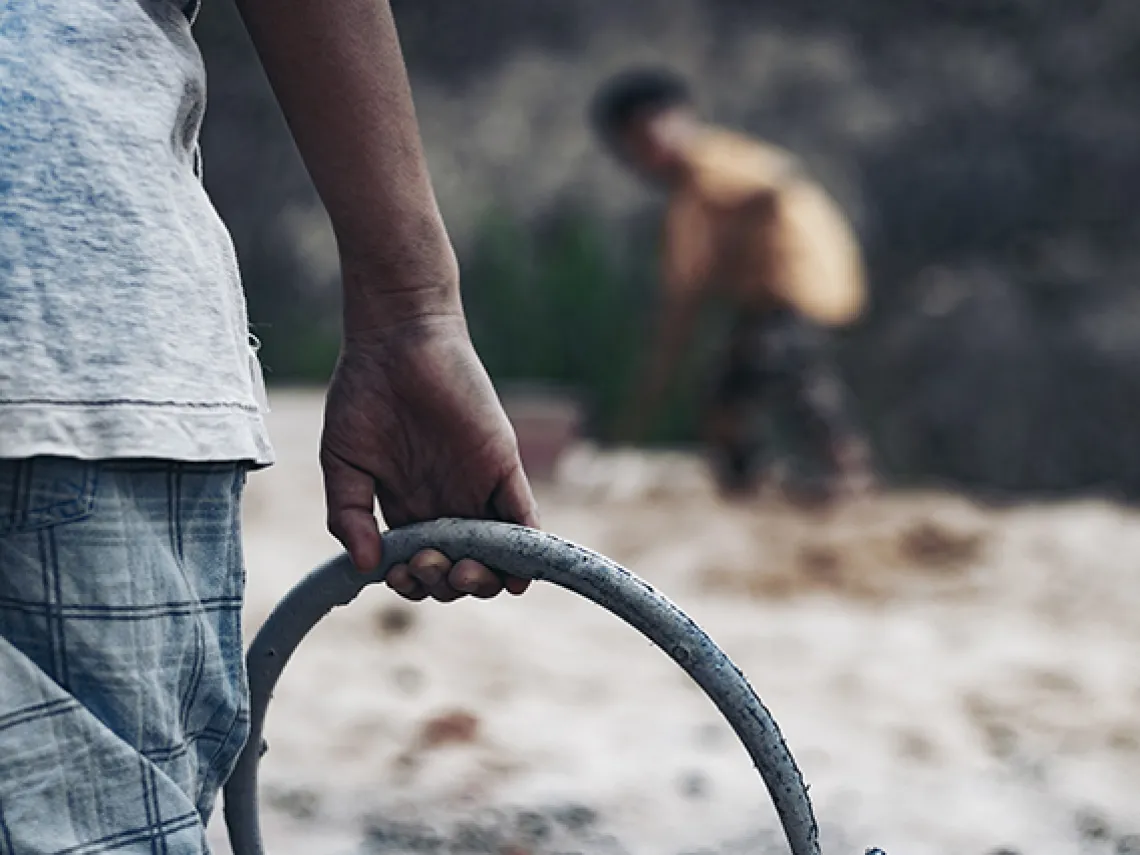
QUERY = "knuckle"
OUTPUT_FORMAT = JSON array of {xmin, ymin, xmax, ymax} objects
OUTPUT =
[{"xmin": 411, "ymin": 548, "xmax": 450, "ymax": 570}]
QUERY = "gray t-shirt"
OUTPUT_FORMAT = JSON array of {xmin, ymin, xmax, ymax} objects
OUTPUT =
[{"xmin": 0, "ymin": 0, "xmax": 274, "ymax": 466}]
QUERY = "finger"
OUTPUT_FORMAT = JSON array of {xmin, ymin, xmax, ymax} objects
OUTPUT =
[
  {"xmin": 409, "ymin": 548, "xmax": 452, "ymax": 589},
  {"xmin": 414, "ymin": 556, "xmax": 467, "ymax": 601},
  {"xmin": 408, "ymin": 549, "xmax": 473, "ymax": 602},
  {"xmin": 321, "ymin": 451, "xmax": 382, "ymax": 572},
  {"xmin": 428, "ymin": 584, "xmax": 465, "ymax": 604},
  {"xmin": 386, "ymin": 563, "xmax": 427, "ymax": 600},
  {"xmin": 449, "ymin": 559, "xmax": 504, "ymax": 599},
  {"xmin": 492, "ymin": 465, "xmax": 541, "ymax": 530},
  {"xmin": 504, "ymin": 575, "xmax": 531, "ymax": 596},
  {"xmin": 394, "ymin": 586, "xmax": 430, "ymax": 603}
]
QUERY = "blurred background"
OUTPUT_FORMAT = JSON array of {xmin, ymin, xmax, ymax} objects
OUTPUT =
[
  {"xmin": 198, "ymin": 0, "xmax": 1140, "ymax": 498},
  {"xmin": 197, "ymin": 2, "xmax": 1140, "ymax": 854}
]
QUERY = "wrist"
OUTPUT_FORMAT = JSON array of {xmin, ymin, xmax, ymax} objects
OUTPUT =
[
  {"xmin": 341, "ymin": 271, "xmax": 463, "ymax": 337},
  {"xmin": 338, "ymin": 227, "xmax": 463, "ymax": 336}
]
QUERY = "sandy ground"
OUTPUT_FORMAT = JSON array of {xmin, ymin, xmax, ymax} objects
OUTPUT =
[{"xmin": 207, "ymin": 390, "xmax": 1139, "ymax": 855}]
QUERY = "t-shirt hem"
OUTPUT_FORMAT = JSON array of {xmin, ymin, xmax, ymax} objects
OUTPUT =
[{"xmin": 0, "ymin": 403, "xmax": 275, "ymax": 468}]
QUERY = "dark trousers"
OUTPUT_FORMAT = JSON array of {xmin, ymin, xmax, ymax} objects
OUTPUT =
[{"xmin": 705, "ymin": 309, "xmax": 867, "ymax": 492}]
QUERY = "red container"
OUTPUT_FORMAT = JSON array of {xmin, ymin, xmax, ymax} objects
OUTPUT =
[{"xmin": 499, "ymin": 384, "xmax": 583, "ymax": 483}]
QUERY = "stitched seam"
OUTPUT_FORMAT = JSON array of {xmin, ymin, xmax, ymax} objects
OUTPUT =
[
  {"xmin": 0, "ymin": 595, "xmax": 242, "ymax": 618},
  {"xmin": 0, "ymin": 398, "xmax": 259, "ymax": 414},
  {"xmin": 197, "ymin": 698, "xmax": 249, "ymax": 810},
  {"xmin": 0, "ymin": 463, "xmax": 98, "ymax": 536}
]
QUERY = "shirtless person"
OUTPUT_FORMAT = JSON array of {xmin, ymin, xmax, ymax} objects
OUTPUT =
[{"xmin": 590, "ymin": 68, "xmax": 875, "ymax": 500}]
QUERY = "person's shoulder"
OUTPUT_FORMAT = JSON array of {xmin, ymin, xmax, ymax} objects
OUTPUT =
[
  {"xmin": 691, "ymin": 127, "xmax": 795, "ymax": 166},
  {"xmin": 682, "ymin": 127, "xmax": 799, "ymax": 203}
]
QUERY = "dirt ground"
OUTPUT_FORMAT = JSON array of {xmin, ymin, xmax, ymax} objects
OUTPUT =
[{"xmin": 207, "ymin": 390, "xmax": 1140, "ymax": 855}]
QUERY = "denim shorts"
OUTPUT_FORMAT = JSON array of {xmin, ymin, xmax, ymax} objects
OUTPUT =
[{"xmin": 0, "ymin": 458, "xmax": 250, "ymax": 854}]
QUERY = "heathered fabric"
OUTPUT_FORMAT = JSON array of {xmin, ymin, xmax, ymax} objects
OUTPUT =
[{"xmin": 0, "ymin": 0, "xmax": 274, "ymax": 465}]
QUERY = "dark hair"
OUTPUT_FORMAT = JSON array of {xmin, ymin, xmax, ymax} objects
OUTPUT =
[{"xmin": 589, "ymin": 67, "xmax": 691, "ymax": 145}]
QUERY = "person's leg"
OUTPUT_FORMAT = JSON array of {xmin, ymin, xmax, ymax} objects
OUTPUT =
[
  {"xmin": 703, "ymin": 319, "xmax": 771, "ymax": 496},
  {"xmin": 773, "ymin": 315, "xmax": 875, "ymax": 498},
  {"xmin": 0, "ymin": 458, "xmax": 249, "ymax": 854}
]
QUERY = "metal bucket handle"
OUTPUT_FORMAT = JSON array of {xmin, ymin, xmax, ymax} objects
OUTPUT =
[{"xmin": 223, "ymin": 518, "xmax": 822, "ymax": 855}]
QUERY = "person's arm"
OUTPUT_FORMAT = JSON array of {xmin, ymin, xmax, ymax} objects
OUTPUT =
[
  {"xmin": 233, "ymin": 0, "xmax": 454, "ymax": 327},
  {"xmin": 617, "ymin": 195, "xmax": 711, "ymax": 442},
  {"xmin": 234, "ymin": 0, "xmax": 538, "ymax": 602},
  {"xmin": 618, "ymin": 292, "xmax": 700, "ymax": 442}
]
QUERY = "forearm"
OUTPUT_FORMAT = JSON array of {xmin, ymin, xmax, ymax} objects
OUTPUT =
[
  {"xmin": 233, "ymin": 0, "xmax": 458, "ymax": 329},
  {"xmin": 622, "ymin": 298, "xmax": 697, "ymax": 440}
]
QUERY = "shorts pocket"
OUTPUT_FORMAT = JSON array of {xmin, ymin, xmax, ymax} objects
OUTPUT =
[{"xmin": 0, "ymin": 457, "xmax": 98, "ymax": 537}]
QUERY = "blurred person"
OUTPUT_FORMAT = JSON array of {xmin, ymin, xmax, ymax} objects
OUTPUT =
[
  {"xmin": 0, "ymin": 0, "xmax": 536, "ymax": 850},
  {"xmin": 591, "ymin": 68, "xmax": 874, "ymax": 501}
]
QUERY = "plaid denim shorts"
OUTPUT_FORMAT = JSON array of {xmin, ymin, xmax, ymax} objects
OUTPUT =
[{"xmin": 0, "ymin": 458, "xmax": 250, "ymax": 854}]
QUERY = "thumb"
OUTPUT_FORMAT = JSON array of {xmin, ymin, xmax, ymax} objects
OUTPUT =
[{"xmin": 321, "ymin": 450, "xmax": 383, "ymax": 572}]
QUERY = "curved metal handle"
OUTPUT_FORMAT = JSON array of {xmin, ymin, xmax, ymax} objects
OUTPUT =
[{"xmin": 223, "ymin": 519, "xmax": 821, "ymax": 855}]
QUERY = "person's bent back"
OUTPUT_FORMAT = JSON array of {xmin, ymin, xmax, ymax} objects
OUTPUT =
[{"xmin": 590, "ymin": 67, "xmax": 874, "ymax": 500}]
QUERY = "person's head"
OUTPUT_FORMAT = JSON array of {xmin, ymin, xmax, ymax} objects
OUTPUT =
[{"xmin": 589, "ymin": 67, "xmax": 699, "ymax": 183}]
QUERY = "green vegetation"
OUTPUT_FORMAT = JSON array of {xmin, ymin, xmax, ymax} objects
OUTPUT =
[
  {"xmin": 461, "ymin": 206, "xmax": 710, "ymax": 444},
  {"xmin": 254, "ymin": 203, "xmax": 730, "ymax": 445},
  {"xmin": 253, "ymin": 316, "xmax": 342, "ymax": 387}
]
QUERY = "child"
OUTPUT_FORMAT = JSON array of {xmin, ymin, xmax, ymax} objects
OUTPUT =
[{"xmin": 591, "ymin": 67, "xmax": 875, "ymax": 500}]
